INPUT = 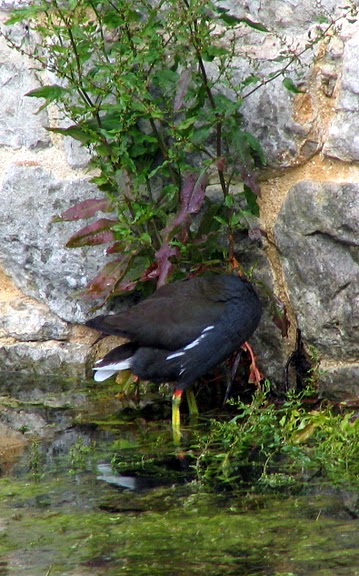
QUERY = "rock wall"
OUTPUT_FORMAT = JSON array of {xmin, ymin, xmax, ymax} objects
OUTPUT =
[{"xmin": 0, "ymin": 1, "xmax": 358, "ymax": 398}]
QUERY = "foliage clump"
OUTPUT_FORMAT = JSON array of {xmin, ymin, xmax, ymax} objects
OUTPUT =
[
  {"xmin": 6, "ymin": 0, "xmax": 269, "ymax": 300},
  {"xmin": 193, "ymin": 386, "xmax": 359, "ymax": 491},
  {"xmin": 6, "ymin": 0, "xmax": 355, "ymax": 304}
]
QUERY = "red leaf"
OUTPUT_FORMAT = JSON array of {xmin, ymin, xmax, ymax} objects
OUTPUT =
[
  {"xmin": 106, "ymin": 242, "xmax": 125, "ymax": 254},
  {"xmin": 155, "ymin": 243, "xmax": 179, "ymax": 287},
  {"xmin": 84, "ymin": 258, "xmax": 126, "ymax": 299},
  {"xmin": 140, "ymin": 262, "xmax": 160, "ymax": 281},
  {"xmin": 181, "ymin": 171, "xmax": 208, "ymax": 214},
  {"xmin": 162, "ymin": 171, "xmax": 209, "ymax": 243},
  {"xmin": 53, "ymin": 198, "xmax": 113, "ymax": 222},
  {"xmin": 240, "ymin": 167, "xmax": 261, "ymax": 197},
  {"xmin": 113, "ymin": 279, "xmax": 139, "ymax": 294},
  {"xmin": 66, "ymin": 218, "xmax": 117, "ymax": 248}
]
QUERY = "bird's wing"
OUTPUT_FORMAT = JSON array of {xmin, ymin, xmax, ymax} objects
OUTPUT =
[{"xmin": 87, "ymin": 294, "xmax": 225, "ymax": 350}]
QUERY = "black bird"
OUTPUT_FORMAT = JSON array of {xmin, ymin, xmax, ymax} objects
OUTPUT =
[{"xmin": 86, "ymin": 274, "xmax": 262, "ymax": 442}]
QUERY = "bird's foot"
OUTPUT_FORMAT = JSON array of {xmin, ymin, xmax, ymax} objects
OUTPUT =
[{"xmin": 241, "ymin": 342, "xmax": 263, "ymax": 386}]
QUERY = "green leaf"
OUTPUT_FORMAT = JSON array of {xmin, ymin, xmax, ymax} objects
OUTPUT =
[
  {"xmin": 242, "ymin": 74, "xmax": 261, "ymax": 87},
  {"xmin": 153, "ymin": 69, "xmax": 179, "ymax": 93},
  {"xmin": 214, "ymin": 215, "xmax": 228, "ymax": 226},
  {"xmin": 5, "ymin": 6, "xmax": 45, "ymax": 25},
  {"xmin": 240, "ymin": 18, "xmax": 270, "ymax": 32},
  {"xmin": 214, "ymin": 8, "xmax": 269, "ymax": 31},
  {"xmin": 176, "ymin": 117, "xmax": 197, "ymax": 131},
  {"xmin": 224, "ymin": 195, "xmax": 234, "ymax": 208},
  {"xmin": 282, "ymin": 77, "xmax": 304, "ymax": 94},
  {"xmin": 25, "ymin": 85, "xmax": 67, "ymax": 101},
  {"xmin": 242, "ymin": 132, "xmax": 267, "ymax": 166},
  {"xmin": 202, "ymin": 45, "xmax": 231, "ymax": 62},
  {"xmin": 243, "ymin": 186, "xmax": 260, "ymax": 217},
  {"xmin": 215, "ymin": 7, "xmax": 242, "ymax": 26},
  {"xmin": 189, "ymin": 124, "xmax": 212, "ymax": 146},
  {"xmin": 47, "ymin": 125, "xmax": 93, "ymax": 144}
]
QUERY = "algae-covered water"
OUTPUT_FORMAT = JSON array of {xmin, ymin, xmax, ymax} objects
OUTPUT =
[{"xmin": 0, "ymin": 375, "xmax": 359, "ymax": 575}]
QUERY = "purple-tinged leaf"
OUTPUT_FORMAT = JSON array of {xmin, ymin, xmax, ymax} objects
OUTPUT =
[
  {"xmin": 162, "ymin": 171, "xmax": 208, "ymax": 244},
  {"xmin": 53, "ymin": 198, "xmax": 113, "ymax": 222},
  {"xmin": 155, "ymin": 243, "xmax": 179, "ymax": 287},
  {"xmin": 113, "ymin": 279, "xmax": 139, "ymax": 294},
  {"xmin": 106, "ymin": 242, "xmax": 125, "ymax": 254},
  {"xmin": 184, "ymin": 171, "xmax": 208, "ymax": 214},
  {"xmin": 140, "ymin": 262, "xmax": 160, "ymax": 281},
  {"xmin": 66, "ymin": 218, "xmax": 117, "ymax": 248},
  {"xmin": 84, "ymin": 258, "xmax": 127, "ymax": 300},
  {"xmin": 240, "ymin": 167, "xmax": 261, "ymax": 197},
  {"xmin": 174, "ymin": 68, "xmax": 193, "ymax": 111}
]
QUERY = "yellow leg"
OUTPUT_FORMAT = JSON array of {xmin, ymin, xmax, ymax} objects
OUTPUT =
[
  {"xmin": 185, "ymin": 388, "xmax": 199, "ymax": 418},
  {"xmin": 172, "ymin": 390, "xmax": 183, "ymax": 445}
]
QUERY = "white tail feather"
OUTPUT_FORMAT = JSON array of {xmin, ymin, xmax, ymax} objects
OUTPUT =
[
  {"xmin": 94, "ymin": 369, "xmax": 119, "ymax": 382},
  {"xmin": 93, "ymin": 358, "xmax": 132, "ymax": 382}
]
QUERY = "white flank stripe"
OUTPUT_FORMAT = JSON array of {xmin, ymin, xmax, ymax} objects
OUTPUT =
[
  {"xmin": 202, "ymin": 325, "xmax": 215, "ymax": 332},
  {"xmin": 166, "ymin": 351, "xmax": 185, "ymax": 360},
  {"xmin": 183, "ymin": 331, "xmax": 209, "ymax": 350},
  {"xmin": 183, "ymin": 340, "xmax": 199, "ymax": 350}
]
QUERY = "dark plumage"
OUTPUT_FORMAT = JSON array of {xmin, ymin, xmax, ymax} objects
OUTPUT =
[{"xmin": 86, "ymin": 274, "xmax": 262, "ymax": 441}]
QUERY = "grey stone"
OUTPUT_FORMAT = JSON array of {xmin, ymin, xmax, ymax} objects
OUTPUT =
[
  {"xmin": 0, "ymin": 409, "xmax": 48, "ymax": 436},
  {"xmin": 241, "ymin": 78, "xmax": 310, "ymax": 167},
  {"xmin": 0, "ymin": 32, "xmax": 50, "ymax": 149},
  {"xmin": 64, "ymin": 136, "xmax": 92, "ymax": 169},
  {"xmin": 274, "ymin": 181, "xmax": 359, "ymax": 363},
  {"xmin": 211, "ymin": 0, "xmax": 349, "ymax": 167},
  {"xmin": 324, "ymin": 31, "xmax": 359, "ymax": 161},
  {"xmin": 0, "ymin": 297, "xmax": 70, "ymax": 341},
  {"xmin": 0, "ymin": 340, "xmax": 90, "ymax": 378},
  {"xmin": 221, "ymin": 0, "xmax": 341, "ymax": 32},
  {"xmin": 324, "ymin": 112, "xmax": 359, "ymax": 162},
  {"xmin": 319, "ymin": 363, "xmax": 359, "ymax": 401},
  {"xmin": 0, "ymin": 164, "xmax": 106, "ymax": 323},
  {"xmin": 0, "ymin": 1, "xmax": 31, "ymax": 9},
  {"xmin": 219, "ymin": 0, "xmax": 341, "ymax": 32}
]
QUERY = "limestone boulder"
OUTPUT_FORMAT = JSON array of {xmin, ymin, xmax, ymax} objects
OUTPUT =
[
  {"xmin": 0, "ymin": 340, "xmax": 90, "ymax": 378},
  {"xmin": 0, "ymin": 164, "xmax": 106, "ymax": 323},
  {"xmin": 324, "ymin": 31, "xmax": 359, "ymax": 162},
  {"xmin": 274, "ymin": 180, "xmax": 359, "ymax": 397},
  {"xmin": 0, "ymin": 296, "xmax": 70, "ymax": 341},
  {"xmin": 0, "ymin": 26, "xmax": 50, "ymax": 149}
]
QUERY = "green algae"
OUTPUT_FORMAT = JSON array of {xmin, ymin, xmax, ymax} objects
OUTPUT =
[
  {"xmin": 0, "ymin": 439, "xmax": 359, "ymax": 576},
  {"xmin": 1, "ymin": 378, "xmax": 359, "ymax": 576}
]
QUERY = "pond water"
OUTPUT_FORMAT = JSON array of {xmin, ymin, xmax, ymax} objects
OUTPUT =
[{"xmin": 0, "ymin": 376, "xmax": 359, "ymax": 576}]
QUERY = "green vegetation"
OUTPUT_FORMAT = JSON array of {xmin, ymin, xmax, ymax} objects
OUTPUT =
[
  {"xmin": 6, "ymin": 0, "xmax": 268, "ymax": 301},
  {"xmin": 5, "ymin": 1, "xmax": 359, "ymax": 498},
  {"xmin": 193, "ymin": 386, "xmax": 359, "ymax": 491},
  {"xmin": 6, "ymin": 0, "xmax": 351, "ymax": 303}
]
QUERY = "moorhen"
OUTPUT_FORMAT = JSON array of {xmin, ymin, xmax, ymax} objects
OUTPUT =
[{"xmin": 86, "ymin": 274, "xmax": 262, "ymax": 442}]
